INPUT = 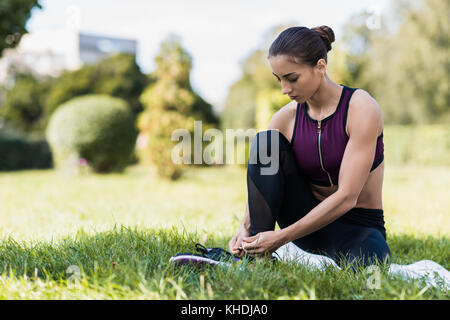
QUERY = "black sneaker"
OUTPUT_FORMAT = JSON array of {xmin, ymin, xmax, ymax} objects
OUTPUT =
[{"xmin": 169, "ymin": 243, "xmax": 243, "ymax": 267}]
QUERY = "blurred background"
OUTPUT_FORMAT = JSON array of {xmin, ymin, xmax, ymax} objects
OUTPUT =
[{"xmin": 0, "ymin": 0, "xmax": 448, "ymax": 241}]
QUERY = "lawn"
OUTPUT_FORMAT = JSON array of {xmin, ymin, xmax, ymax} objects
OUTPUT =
[{"xmin": 0, "ymin": 163, "xmax": 448, "ymax": 299}]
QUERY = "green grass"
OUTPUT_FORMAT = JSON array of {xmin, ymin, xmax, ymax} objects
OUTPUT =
[{"xmin": 0, "ymin": 164, "xmax": 449, "ymax": 299}]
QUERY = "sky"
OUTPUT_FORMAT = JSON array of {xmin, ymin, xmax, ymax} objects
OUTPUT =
[{"xmin": 26, "ymin": 0, "xmax": 391, "ymax": 112}]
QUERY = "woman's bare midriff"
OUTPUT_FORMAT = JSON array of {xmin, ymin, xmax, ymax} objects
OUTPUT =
[{"xmin": 279, "ymin": 101, "xmax": 384, "ymax": 210}]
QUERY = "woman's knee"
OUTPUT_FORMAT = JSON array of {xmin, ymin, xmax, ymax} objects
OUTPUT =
[
  {"xmin": 248, "ymin": 130, "xmax": 289, "ymax": 176},
  {"xmin": 249, "ymin": 130, "xmax": 290, "ymax": 158},
  {"xmin": 354, "ymin": 230, "xmax": 391, "ymax": 266},
  {"xmin": 249, "ymin": 130, "xmax": 290, "ymax": 165},
  {"xmin": 339, "ymin": 229, "xmax": 391, "ymax": 270}
]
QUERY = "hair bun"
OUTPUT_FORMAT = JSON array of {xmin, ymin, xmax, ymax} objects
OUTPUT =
[{"xmin": 311, "ymin": 25, "xmax": 335, "ymax": 52}]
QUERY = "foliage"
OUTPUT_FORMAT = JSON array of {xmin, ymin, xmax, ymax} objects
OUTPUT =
[
  {"xmin": 339, "ymin": 10, "xmax": 377, "ymax": 90},
  {"xmin": 220, "ymin": 78, "xmax": 258, "ymax": 130},
  {"xmin": 384, "ymin": 125, "xmax": 450, "ymax": 166},
  {"xmin": 0, "ymin": 132, "xmax": 52, "ymax": 171},
  {"xmin": 0, "ymin": 72, "xmax": 52, "ymax": 135},
  {"xmin": 137, "ymin": 34, "xmax": 217, "ymax": 180},
  {"xmin": 140, "ymin": 34, "xmax": 217, "ymax": 123},
  {"xmin": 255, "ymin": 89, "xmax": 291, "ymax": 131},
  {"xmin": 0, "ymin": 53, "xmax": 148, "ymax": 138},
  {"xmin": 45, "ymin": 53, "xmax": 149, "ymax": 117},
  {"xmin": 46, "ymin": 95, "xmax": 138, "ymax": 173},
  {"xmin": 220, "ymin": 48, "xmax": 281, "ymax": 130},
  {"xmin": 339, "ymin": 0, "xmax": 450, "ymax": 124},
  {"xmin": 137, "ymin": 109, "xmax": 194, "ymax": 180},
  {"xmin": 220, "ymin": 23, "xmax": 306, "ymax": 131},
  {"xmin": 326, "ymin": 42, "xmax": 355, "ymax": 87},
  {"xmin": 0, "ymin": 0, "xmax": 41, "ymax": 57}
]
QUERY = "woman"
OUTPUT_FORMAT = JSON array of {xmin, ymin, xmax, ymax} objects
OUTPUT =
[{"xmin": 228, "ymin": 25, "xmax": 390, "ymax": 269}]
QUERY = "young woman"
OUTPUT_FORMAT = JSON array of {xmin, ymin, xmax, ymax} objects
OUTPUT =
[{"xmin": 228, "ymin": 25, "xmax": 390, "ymax": 269}]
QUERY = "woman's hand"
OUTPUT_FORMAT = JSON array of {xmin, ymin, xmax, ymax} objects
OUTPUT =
[
  {"xmin": 228, "ymin": 225, "xmax": 251, "ymax": 256},
  {"xmin": 241, "ymin": 230, "xmax": 285, "ymax": 256}
]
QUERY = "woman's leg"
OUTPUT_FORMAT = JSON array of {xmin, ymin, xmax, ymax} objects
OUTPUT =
[{"xmin": 246, "ymin": 129, "xmax": 330, "ymax": 255}]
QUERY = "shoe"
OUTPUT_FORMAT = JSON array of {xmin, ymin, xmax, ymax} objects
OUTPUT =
[{"xmin": 169, "ymin": 243, "xmax": 243, "ymax": 267}]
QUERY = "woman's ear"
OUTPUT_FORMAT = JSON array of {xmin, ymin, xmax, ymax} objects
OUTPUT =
[{"xmin": 315, "ymin": 58, "xmax": 327, "ymax": 75}]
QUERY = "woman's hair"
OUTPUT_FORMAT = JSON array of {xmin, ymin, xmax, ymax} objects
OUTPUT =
[{"xmin": 267, "ymin": 25, "xmax": 335, "ymax": 66}]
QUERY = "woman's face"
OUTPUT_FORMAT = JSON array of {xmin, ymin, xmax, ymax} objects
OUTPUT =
[{"xmin": 268, "ymin": 55, "xmax": 325, "ymax": 103}]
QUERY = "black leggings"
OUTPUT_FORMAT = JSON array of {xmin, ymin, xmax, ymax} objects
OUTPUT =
[{"xmin": 247, "ymin": 130, "xmax": 391, "ymax": 269}]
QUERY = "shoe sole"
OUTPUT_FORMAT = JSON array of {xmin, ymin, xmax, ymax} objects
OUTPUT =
[{"xmin": 169, "ymin": 254, "xmax": 231, "ymax": 267}]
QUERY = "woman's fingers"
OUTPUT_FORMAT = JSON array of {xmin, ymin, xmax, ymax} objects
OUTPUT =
[
  {"xmin": 228, "ymin": 235, "xmax": 237, "ymax": 251},
  {"xmin": 242, "ymin": 238, "xmax": 259, "ymax": 251},
  {"xmin": 242, "ymin": 235, "xmax": 258, "ymax": 243},
  {"xmin": 231, "ymin": 232, "xmax": 263, "ymax": 255},
  {"xmin": 230, "ymin": 235, "xmax": 245, "ymax": 255}
]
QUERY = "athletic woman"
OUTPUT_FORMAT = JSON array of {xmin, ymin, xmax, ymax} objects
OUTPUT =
[{"xmin": 228, "ymin": 25, "xmax": 390, "ymax": 269}]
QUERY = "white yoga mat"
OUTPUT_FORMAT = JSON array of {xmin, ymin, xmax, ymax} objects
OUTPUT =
[{"xmin": 275, "ymin": 242, "xmax": 450, "ymax": 290}]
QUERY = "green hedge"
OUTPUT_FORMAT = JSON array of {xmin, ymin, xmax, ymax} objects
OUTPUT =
[{"xmin": 0, "ymin": 133, "xmax": 52, "ymax": 171}]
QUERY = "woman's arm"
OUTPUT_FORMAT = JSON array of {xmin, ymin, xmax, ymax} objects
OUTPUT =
[{"xmin": 242, "ymin": 90, "xmax": 383, "ymax": 253}]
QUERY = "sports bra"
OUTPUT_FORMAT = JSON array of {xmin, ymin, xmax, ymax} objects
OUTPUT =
[{"xmin": 290, "ymin": 85, "xmax": 384, "ymax": 187}]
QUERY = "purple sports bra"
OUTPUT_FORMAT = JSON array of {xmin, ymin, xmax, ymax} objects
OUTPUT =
[{"xmin": 290, "ymin": 85, "xmax": 384, "ymax": 187}]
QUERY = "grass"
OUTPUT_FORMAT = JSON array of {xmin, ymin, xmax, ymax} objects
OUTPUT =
[{"xmin": 0, "ymin": 164, "xmax": 449, "ymax": 299}]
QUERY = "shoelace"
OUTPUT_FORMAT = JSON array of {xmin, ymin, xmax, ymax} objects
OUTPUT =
[
  {"xmin": 195, "ymin": 243, "xmax": 238, "ymax": 262},
  {"xmin": 194, "ymin": 243, "xmax": 280, "ymax": 263}
]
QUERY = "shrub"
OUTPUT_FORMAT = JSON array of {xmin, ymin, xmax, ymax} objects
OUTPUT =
[
  {"xmin": 0, "ymin": 132, "xmax": 52, "ymax": 171},
  {"xmin": 46, "ymin": 95, "xmax": 138, "ymax": 173}
]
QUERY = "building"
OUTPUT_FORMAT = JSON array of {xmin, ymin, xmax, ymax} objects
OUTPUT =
[
  {"xmin": 0, "ymin": 28, "xmax": 138, "ymax": 83},
  {"xmin": 78, "ymin": 33, "xmax": 137, "ymax": 65}
]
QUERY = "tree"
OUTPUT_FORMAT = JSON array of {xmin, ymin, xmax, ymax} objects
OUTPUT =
[
  {"xmin": 0, "ymin": 72, "xmax": 51, "ymax": 135},
  {"xmin": 362, "ymin": 0, "xmax": 449, "ymax": 124},
  {"xmin": 0, "ymin": 0, "xmax": 41, "ymax": 57},
  {"xmin": 220, "ymin": 49, "xmax": 281, "ymax": 130},
  {"xmin": 137, "ymin": 34, "xmax": 217, "ymax": 180},
  {"xmin": 45, "ymin": 53, "xmax": 149, "ymax": 116},
  {"xmin": 339, "ymin": 10, "xmax": 382, "ymax": 91}
]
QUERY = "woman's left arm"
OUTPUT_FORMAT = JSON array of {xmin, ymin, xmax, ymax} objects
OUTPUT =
[{"xmin": 242, "ymin": 90, "xmax": 383, "ymax": 254}]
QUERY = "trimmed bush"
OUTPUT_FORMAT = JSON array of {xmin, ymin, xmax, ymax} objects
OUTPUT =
[{"xmin": 46, "ymin": 95, "xmax": 138, "ymax": 173}]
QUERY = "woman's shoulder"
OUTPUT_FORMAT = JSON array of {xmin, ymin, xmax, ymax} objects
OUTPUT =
[
  {"xmin": 268, "ymin": 100, "xmax": 298, "ymax": 132},
  {"xmin": 350, "ymin": 88, "xmax": 379, "ymax": 106},
  {"xmin": 347, "ymin": 88, "xmax": 383, "ymax": 136}
]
